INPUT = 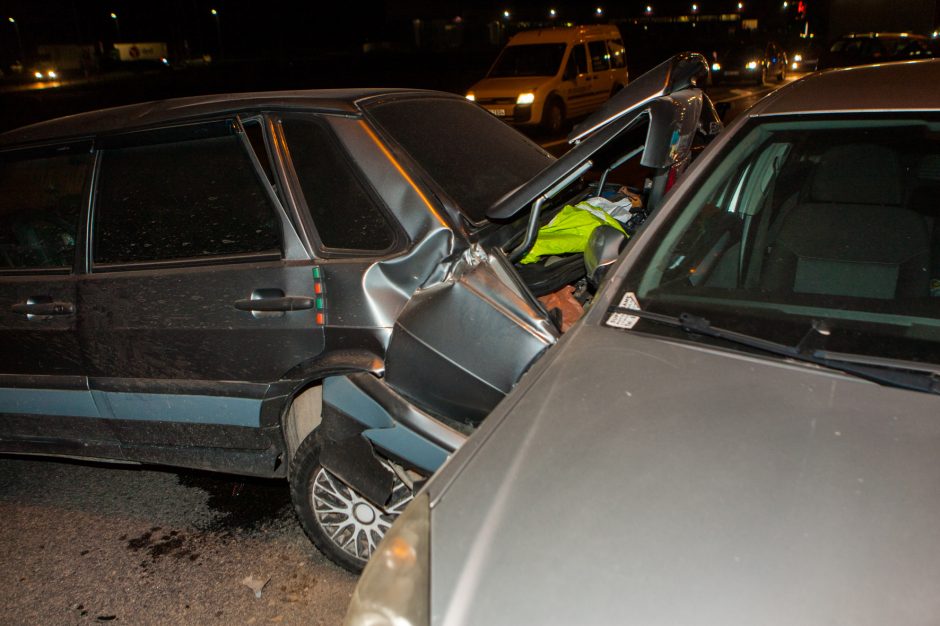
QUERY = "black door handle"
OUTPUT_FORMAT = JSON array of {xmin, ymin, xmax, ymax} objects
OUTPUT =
[
  {"xmin": 12, "ymin": 301, "xmax": 75, "ymax": 316},
  {"xmin": 234, "ymin": 296, "xmax": 314, "ymax": 312}
]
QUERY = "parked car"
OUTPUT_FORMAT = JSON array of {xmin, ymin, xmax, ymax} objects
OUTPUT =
[
  {"xmin": 0, "ymin": 55, "xmax": 716, "ymax": 572},
  {"xmin": 820, "ymin": 32, "xmax": 938, "ymax": 69},
  {"xmin": 346, "ymin": 58, "xmax": 940, "ymax": 625},
  {"xmin": 710, "ymin": 41, "xmax": 788, "ymax": 85},
  {"xmin": 466, "ymin": 25, "xmax": 629, "ymax": 134}
]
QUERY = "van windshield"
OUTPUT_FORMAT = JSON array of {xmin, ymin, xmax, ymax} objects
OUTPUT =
[{"xmin": 489, "ymin": 44, "xmax": 567, "ymax": 78}]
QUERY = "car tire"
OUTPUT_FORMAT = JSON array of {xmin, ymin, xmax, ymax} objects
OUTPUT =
[
  {"xmin": 541, "ymin": 97, "xmax": 565, "ymax": 136},
  {"xmin": 289, "ymin": 432, "xmax": 412, "ymax": 573},
  {"xmin": 778, "ymin": 65, "xmax": 787, "ymax": 81}
]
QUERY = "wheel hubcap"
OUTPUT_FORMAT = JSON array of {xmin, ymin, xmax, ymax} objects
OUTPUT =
[{"xmin": 310, "ymin": 462, "xmax": 413, "ymax": 563}]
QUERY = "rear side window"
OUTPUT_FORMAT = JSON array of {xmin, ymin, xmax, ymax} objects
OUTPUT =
[
  {"xmin": 94, "ymin": 133, "xmax": 281, "ymax": 265},
  {"xmin": 0, "ymin": 150, "xmax": 91, "ymax": 270},
  {"xmin": 280, "ymin": 117, "xmax": 395, "ymax": 252},
  {"xmin": 588, "ymin": 40, "xmax": 610, "ymax": 71}
]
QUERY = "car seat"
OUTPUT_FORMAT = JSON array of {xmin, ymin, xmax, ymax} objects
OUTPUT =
[{"xmin": 761, "ymin": 143, "xmax": 930, "ymax": 300}]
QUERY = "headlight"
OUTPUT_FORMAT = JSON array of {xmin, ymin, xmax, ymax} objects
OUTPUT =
[
  {"xmin": 345, "ymin": 492, "xmax": 430, "ymax": 626},
  {"xmin": 746, "ymin": 61, "xmax": 758, "ymax": 70},
  {"xmin": 47, "ymin": 70, "xmax": 57, "ymax": 79},
  {"xmin": 791, "ymin": 62, "xmax": 798, "ymax": 70},
  {"xmin": 793, "ymin": 54, "xmax": 803, "ymax": 62},
  {"xmin": 711, "ymin": 62, "xmax": 721, "ymax": 71},
  {"xmin": 465, "ymin": 93, "xmax": 475, "ymax": 102},
  {"xmin": 516, "ymin": 92, "xmax": 535, "ymax": 105},
  {"xmin": 34, "ymin": 71, "xmax": 43, "ymax": 79}
]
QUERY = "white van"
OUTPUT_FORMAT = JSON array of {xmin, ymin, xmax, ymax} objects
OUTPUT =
[{"xmin": 466, "ymin": 25, "xmax": 629, "ymax": 134}]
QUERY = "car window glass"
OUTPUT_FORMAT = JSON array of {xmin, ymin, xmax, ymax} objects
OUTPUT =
[
  {"xmin": 366, "ymin": 97, "xmax": 554, "ymax": 223},
  {"xmin": 280, "ymin": 117, "xmax": 395, "ymax": 251},
  {"xmin": 607, "ymin": 39, "xmax": 627, "ymax": 69},
  {"xmin": 623, "ymin": 116, "xmax": 940, "ymax": 366},
  {"xmin": 588, "ymin": 40, "xmax": 610, "ymax": 71},
  {"xmin": 94, "ymin": 134, "xmax": 281, "ymax": 265},
  {"xmin": 0, "ymin": 151, "xmax": 90, "ymax": 270},
  {"xmin": 570, "ymin": 44, "xmax": 588, "ymax": 75}
]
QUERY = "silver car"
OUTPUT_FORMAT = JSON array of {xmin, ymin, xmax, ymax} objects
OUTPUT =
[{"xmin": 346, "ymin": 58, "xmax": 940, "ymax": 624}]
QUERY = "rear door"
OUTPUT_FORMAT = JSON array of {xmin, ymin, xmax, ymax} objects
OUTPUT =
[
  {"xmin": 0, "ymin": 142, "xmax": 118, "ymax": 455},
  {"xmin": 81, "ymin": 119, "xmax": 324, "ymax": 472}
]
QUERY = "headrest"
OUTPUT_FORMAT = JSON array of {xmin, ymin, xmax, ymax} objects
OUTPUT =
[{"xmin": 810, "ymin": 143, "xmax": 902, "ymax": 206}]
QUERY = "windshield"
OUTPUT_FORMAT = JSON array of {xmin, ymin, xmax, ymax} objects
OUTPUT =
[
  {"xmin": 489, "ymin": 43, "xmax": 567, "ymax": 78},
  {"xmin": 616, "ymin": 115, "xmax": 940, "ymax": 367}
]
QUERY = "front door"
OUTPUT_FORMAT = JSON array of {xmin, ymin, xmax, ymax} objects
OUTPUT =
[{"xmin": 0, "ymin": 143, "xmax": 118, "ymax": 456}]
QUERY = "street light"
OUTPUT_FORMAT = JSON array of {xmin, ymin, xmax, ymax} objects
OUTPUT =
[
  {"xmin": 110, "ymin": 12, "xmax": 120, "ymax": 39},
  {"xmin": 210, "ymin": 8, "xmax": 223, "ymax": 60},
  {"xmin": 7, "ymin": 16, "xmax": 23, "ymax": 62},
  {"xmin": 738, "ymin": 2, "xmax": 744, "ymax": 9},
  {"xmin": 502, "ymin": 9, "xmax": 511, "ymax": 19},
  {"xmin": 549, "ymin": 8, "xmax": 557, "ymax": 18},
  {"xmin": 645, "ymin": 5, "xmax": 653, "ymax": 14},
  {"xmin": 691, "ymin": 3, "xmax": 699, "ymax": 12},
  {"xmin": 595, "ymin": 7, "xmax": 603, "ymax": 17}
]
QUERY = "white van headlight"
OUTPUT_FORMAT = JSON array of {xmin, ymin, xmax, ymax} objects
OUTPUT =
[
  {"xmin": 516, "ymin": 92, "xmax": 535, "ymax": 105},
  {"xmin": 465, "ymin": 93, "xmax": 475, "ymax": 102},
  {"xmin": 344, "ymin": 492, "xmax": 431, "ymax": 626}
]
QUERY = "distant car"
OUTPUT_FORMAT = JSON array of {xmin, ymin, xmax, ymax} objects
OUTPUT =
[
  {"xmin": 466, "ymin": 25, "xmax": 629, "ymax": 134},
  {"xmin": 28, "ymin": 62, "xmax": 59, "ymax": 81},
  {"xmin": 786, "ymin": 40, "xmax": 822, "ymax": 72},
  {"xmin": 820, "ymin": 32, "xmax": 938, "ymax": 69},
  {"xmin": 346, "ymin": 59, "xmax": 940, "ymax": 625},
  {"xmin": 710, "ymin": 41, "xmax": 788, "ymax": 85},
  {"xmin": 0, "ymin": 57, "xmax": 712, "ymax": 574}
]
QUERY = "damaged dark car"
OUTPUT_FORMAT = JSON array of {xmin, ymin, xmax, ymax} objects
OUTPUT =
[{"xmin": 0, "ymin": 54, "xmax": 719, "ymax": 571}]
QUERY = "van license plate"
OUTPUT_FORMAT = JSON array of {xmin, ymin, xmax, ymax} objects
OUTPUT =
[
  {"xmin": 725, "ymin": 70, "xmax": 740, "ymax": 76},
  {"xmin": 487, "ymin": 108, "xmax": 506, "ymax": 117}
]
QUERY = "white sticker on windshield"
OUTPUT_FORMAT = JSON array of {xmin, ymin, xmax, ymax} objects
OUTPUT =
[{"xmin": 606, "ymin": 292, "xmax": 641, "ymax": 329}]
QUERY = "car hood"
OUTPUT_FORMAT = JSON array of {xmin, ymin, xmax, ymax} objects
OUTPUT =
[
  {"xmin": 428, "ymin": 324, "xmax": 940, "ymax": 625},
  {"xmin": 468, "ymin": 76, "xmax": 548, "ymax": 98}
]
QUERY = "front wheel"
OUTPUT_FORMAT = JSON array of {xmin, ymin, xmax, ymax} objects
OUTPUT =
[
  {"xmin": 541, "ymin": 98, "xmax": 565, "ymax": 136},
  {"xmin": 289, "ymin": 434, "xmax": 413, "ymax": 573}
]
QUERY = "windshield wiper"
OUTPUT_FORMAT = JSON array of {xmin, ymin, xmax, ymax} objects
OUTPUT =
[{"xmin": 607, "ymin": 306, "xmax": 940, "ymax": 396}]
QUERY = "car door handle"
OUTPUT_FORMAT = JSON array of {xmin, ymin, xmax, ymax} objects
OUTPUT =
[
  {"xmin": 233, "ymin": 296, "xmax": 314, "ymax": 312},
  {"xmin": 11, "ymin": 301, "xmax": 75, "ymax": 316}
]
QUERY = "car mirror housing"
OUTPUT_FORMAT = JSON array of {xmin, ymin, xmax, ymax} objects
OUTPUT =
[{"xmin": 584, "ymin": 224, "xmax": 627, "ymax": 287}]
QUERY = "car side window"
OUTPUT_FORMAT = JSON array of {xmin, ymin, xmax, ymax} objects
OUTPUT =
[
  {"xmin": 566, "ymin": 44, "xmax": 588, "ymax": 78},
  {"xmin": 280, "ymin": 116, "xmax": 396, "ymax": 252},
  {"xmin": 0, "ymin": 149, "xmax": 91, "ymax": 270},
  {"xmin": 588, "ymin": 40, "xmax": 610, "ymax": 72},
  {"xmin": 94, "ymin": 130, "xmax": 281, "ymax": 266},
  {"xmin": 607, "ymin": 39, "xmax": 627, "ymax": 69}
]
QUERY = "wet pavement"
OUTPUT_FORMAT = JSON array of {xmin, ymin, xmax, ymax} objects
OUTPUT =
[{"xmin": 0, "ymin": 456, "xmax": 355, "ymax": 625}]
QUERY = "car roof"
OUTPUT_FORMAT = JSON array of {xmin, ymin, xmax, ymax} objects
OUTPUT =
[
  {"xmin": 752, "ymin": 59, "xmax": 940, "ymax": 116},
  {"xmin": 0, "ymin": 88, "xmax": 452, "ymax": 148},
  {"xmin": 508, "ymin": 25, "xmax": 619, "ymax": 45}
]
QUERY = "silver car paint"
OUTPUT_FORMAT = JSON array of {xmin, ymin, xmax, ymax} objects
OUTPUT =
[
  {"xmin": 423, "ymin": 59, "xmax": 940, "ymax": 625},
  {"xmin": 429, "ymin": 324, "xmax": 940, "ymax": 625}
]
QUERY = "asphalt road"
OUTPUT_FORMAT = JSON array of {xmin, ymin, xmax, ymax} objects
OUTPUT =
[{"xmin": 0, "ymin": 457, "xmax": 355, "ymax": 625}]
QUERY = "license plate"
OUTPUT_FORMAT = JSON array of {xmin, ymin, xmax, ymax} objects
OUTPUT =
[
  {"xmin": 486, "ymin": 107, "xmax": 507, "ymax": 117},
  {"xmin": 725, "ymin": 70, "xmax": 740, "ymax": 76}
]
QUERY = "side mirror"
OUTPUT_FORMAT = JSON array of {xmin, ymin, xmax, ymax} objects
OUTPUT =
[{"xmin": 584, "ymin": 225, "xmax": 627, "ymax": 288}]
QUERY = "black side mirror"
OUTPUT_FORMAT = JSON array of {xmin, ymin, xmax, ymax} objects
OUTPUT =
[{"xmin": 584, "ymin": 225, "xmax": 627, "ymax": 288}]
